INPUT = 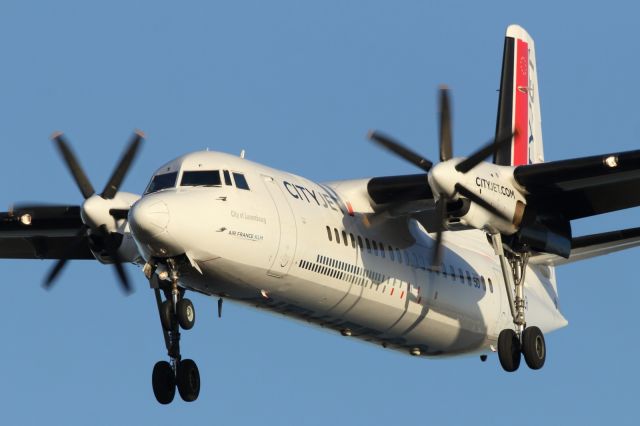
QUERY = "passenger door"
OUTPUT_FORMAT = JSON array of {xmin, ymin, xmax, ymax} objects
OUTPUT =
[{"xmin": 261, "ymin": 175, "xmax": 298, "ymax": 277}]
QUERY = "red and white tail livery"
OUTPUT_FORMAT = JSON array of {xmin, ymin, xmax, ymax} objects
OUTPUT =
[{"xmin": 494, "ymin": 25, "xmax": 544, "ymax": 166}]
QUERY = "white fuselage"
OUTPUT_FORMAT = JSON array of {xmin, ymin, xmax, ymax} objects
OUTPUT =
[{"xmin": 129, "ymin": 151, "xmax": 568, "ymax": 358}]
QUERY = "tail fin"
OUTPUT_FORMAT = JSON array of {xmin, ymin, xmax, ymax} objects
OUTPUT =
[{"xmin": 494, "ymin": 25, "xmax": 544, "ymax": 166}]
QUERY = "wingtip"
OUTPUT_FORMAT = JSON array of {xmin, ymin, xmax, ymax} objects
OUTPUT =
[{"xmin": 134, "ymin": 129, "xmax": 146, "ymax": 139}]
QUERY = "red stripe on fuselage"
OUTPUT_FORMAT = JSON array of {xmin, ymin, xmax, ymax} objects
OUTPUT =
[{"xmin": 513, "ymin": 39, "xmax": 529, "ymax": 166}]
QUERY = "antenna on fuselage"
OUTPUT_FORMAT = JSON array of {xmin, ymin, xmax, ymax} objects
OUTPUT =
[{"xmin": 240, "ymin": 149, "xmax": 245, "ymax": 159}]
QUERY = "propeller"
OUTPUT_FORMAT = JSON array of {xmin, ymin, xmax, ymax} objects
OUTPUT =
[
  {"xmin": 368, "ymin": 131, "xmax": 432, "ymax": 172},
  {"xmin": 368, "ymin": 86, "xmax": 513, "ymax": 269},
  {"xmin": 42, "ymin": 130, "xmax": 144, "ymax": 294},
  {"xmin": 439, "ymin": 84, "xmax": 453, "ymax": 162}
]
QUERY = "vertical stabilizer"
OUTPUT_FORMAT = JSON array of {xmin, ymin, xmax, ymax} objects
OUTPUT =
[{"xmin": 494, "ymin": 25, "xmax": 544, "ymax": 166}]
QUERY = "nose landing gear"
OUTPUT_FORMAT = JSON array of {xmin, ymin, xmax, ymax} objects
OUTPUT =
[
  {"xmin": 491, "ymin": 233, "xmax": 547, "ymax": 373},
  {"xmin": 148, "ymin": 260, "xmax": 200, "ymax": 404}
]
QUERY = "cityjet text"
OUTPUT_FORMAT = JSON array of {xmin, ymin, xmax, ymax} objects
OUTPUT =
[{"xmin": 475, "ymin": 177, "xmax": 516, "ymax": 199}]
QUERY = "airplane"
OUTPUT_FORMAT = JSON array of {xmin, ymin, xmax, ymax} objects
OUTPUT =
[{"xmin": 3, "ymin": 24, "xmax": 640, "ymax": 405}]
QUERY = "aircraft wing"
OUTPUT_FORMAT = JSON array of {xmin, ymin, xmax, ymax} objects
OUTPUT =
[
  {"xmin": 514, "ymin": 149, "xmax": 640, "ymax": 220},
  {"xmin": 530, "ymin": 226, "xmax": 640, "ymax": 266},
  {"xmin": 0, "ymin": 206, "xmax": 93, "ymax": 260},
  {"xmin": 367, "ymin": 149, "xmax": 640, "ymax": 219}
]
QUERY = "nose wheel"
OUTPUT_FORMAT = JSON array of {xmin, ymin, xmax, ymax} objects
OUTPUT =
[{"xmin": 149, "ymin": 262, "xmax": 201, "ymax": 404}]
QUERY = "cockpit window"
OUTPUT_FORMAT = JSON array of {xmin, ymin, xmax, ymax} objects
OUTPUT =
[
  {"xmin": 233, "ymin": 172, "xmax": 250, "ymax": 190},
  {"xmin": 145, "ymin": 172, "xmax": 178, "ymax": 194},
  {"xmin": 181, "ymin": 170, "xmax": 222, "ymax": 187},
  {"xmin": 223, "ymin": 170, "xmax": 232, "ymax": 186}
]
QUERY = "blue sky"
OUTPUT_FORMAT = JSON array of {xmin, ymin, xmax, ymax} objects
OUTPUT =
[{"xmin": 1, "ymin": 1, "xmax": 639, "ymax": 424}]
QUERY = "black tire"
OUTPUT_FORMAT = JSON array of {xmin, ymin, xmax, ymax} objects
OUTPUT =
[
  {"xmin": 160, "ymin": 300, "xmax": 176, "ymax": 331},
  {"xmin": 152, "ymin": 361, "xmax": 176, "ymax": 405},
  {"xmin": 177, "ymin": 359, "xmax": 200, "ymax": 402},
  {"xmin": 522, "ymin": 326, "xmax": 546, "ymax": 370},
  {"xmin": 177, "ymin": 298, "xmax": 196, "ymax": 330},
  {"xmin": 498, "ymin": 329, "xmax": 521, "ymax": 372}
]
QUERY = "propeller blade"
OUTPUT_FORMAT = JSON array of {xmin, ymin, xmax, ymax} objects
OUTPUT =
[
  {"xmin": 51, "ymin": 132, "xmax": 96, "ymax": 199},
  {"xmin": 454, "ymin": 130, "xmax": 515, "ymax": 174},
  {"xmin": 439, "ymin": 85, "xmax": 453, "ymax": 162},
  {"xmin": 96, "ymin": 225, "xmax": 132, "ymax": 294},
  {"xmin": 101, "ymin": 130, "xmax": 145, "ymax": 199},
  {"xmin": 454, "ymin": 183, "xmax": 510, "ymax": 221},
  {"xmin": 42, "ymin": 226, "xmax": 87, "ymax": 289},
  {"xmin": 111, "ymin": 256, "xmax": 133, "ymax": 294},
  {"xmin": 368, "ymin": 130, "xmax": 433, "ymax": 172},
  {"xmin": 431, "ymin": 198, "xmax": 447, "ymax": 269},
  {"xmin": 43, "ymin": 258, "xmax": 70, "ymax": 290}
]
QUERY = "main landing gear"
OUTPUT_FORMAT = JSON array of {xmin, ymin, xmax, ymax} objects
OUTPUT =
[
  {"xmin": 491, "ymin": 234, "xmax": 547, "ymax": 373},
  {"xmin": 147, "ymin": 260, "xmax": 200, "ymax": 404}
]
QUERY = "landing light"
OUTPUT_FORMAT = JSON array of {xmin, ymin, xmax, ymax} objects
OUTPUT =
[
  {"xmin": 20, "ymin": 214, "xmax": 32, "ymax": 226},
  {"xmin": 604, "ymin": 155, "xmax": 618, "ymax": 168}
]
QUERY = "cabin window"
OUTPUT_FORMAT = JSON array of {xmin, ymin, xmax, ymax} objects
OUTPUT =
[
  {"xmin": 481, "ymin": 276, "xmax": 487, "ymax": 292},
  {"xmin": 388, "ymin": 246, "xmax": 394, "ymax": 261},
  {"xmin": 379, "ymin": 244, "xmax": 385, "ymax": 258},
  {"xmin": 473, "ymin": 275, "xmax": 480, "ymax": 289},
  {"xmin": 326, "ymin": 226, "xmax": 332, "ymax": 241},
  {"xmin": 365, "ymin": 238, "xmax": 372, "ymax": 253},
  {"xmin": 232, "ymin": 172, "xmax": 250, "ymax": 190},
  {"xmin": 372, "ymin": 240, "xmax": 379, "ymax": 256},
  {"xmin": 145, "ymin": 172, "xmax": 178, "ymax": 194},
  {"xmin": 396, "ymin": 248, "xmax": 402, "ymax": 264},
  {"xmin": 357, "ymin": 236, "xmax": 364, "ymax": 250},
  {"xmin": 465, "ymin": 270, "xmax": 472, "ymax": 286},
  {"xmin": 334, "ymin": 228, "xmax": 340, "ymax": 244},
  {"xmin": 181, "ymin": 170, "xmax": 222, "ymax": 187},
  {"xmin": 488, "ymin": 278, "xmax": 494, "ymax": 293},
  {"xmin": 223, "ymin": 170, "xmax": 232, "ymax": 186},
  {"xmin": 458, "ymin": 268, "xmax": 464, "ymax": 282},
  {"xmin": 342, "ymin": 231, "xmax": 348, "ymax": 246},
  {"xmin": 349, "ymin": 233, "xmax": 356, "ymax": 248},
  {"xmin": 449, "ymin": 265, "xmax": 456, "ymax": 281}
]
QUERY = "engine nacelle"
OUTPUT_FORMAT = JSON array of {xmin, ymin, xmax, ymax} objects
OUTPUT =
[
  {"xmin": 83, "ymin": 191, "xmax": 142, "ymax": 265},
  {"xmin": 432, "ymin": 161, "xmax": 527, "ymax": 235},
  {"xmin": 507, "ymin": 214, "xmax": 572, "ymax": 258}
]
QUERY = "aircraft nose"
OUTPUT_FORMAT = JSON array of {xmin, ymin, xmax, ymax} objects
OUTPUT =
[{"xmin": 129, "ymin": 198, "xmax": 170, "ymax": 240}]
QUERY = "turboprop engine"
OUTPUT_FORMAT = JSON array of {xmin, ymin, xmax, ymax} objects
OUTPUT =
[{"xmin": 368, "ymin": 85, "xmax": 572, "ymax": 263}]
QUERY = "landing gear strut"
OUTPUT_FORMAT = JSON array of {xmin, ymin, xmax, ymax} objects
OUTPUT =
[
  {"xmin": 491, "ymin": 233, "xmax": 546, "ymax": 372},
  {"xmin": 148, "ymin": 260, "xmax": 200, "ymax": 404}
]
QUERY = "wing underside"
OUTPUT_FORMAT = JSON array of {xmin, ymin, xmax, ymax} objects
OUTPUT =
[
  {"xmin": 0, "ymin": 206, "xmax": 93, "ymax": 260},
  {"xmin": 530, "ymin": 227, "xmax": 640, "ymax": 266},
  {"xmin": 514, "ymin": 149, "xmax": 640, "ymax": 220}
]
